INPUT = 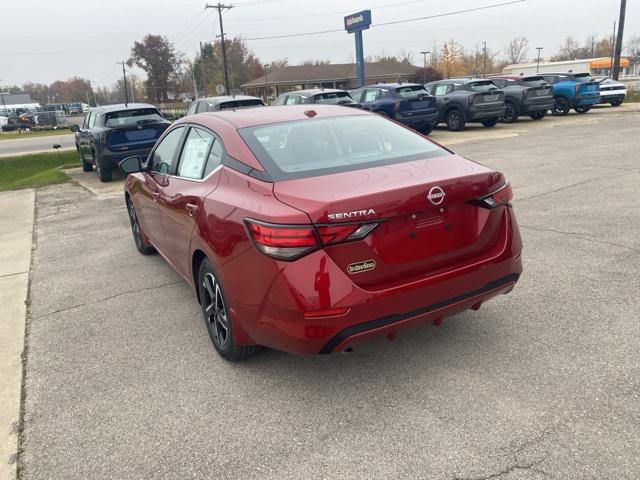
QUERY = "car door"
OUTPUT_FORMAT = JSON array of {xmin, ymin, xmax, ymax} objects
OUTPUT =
[
  {"xmin": 157, "ymin": 126, "xmax": 223, "ymax": 279},
  {"xmin": 137, "ymin": 126, "xmax": 186, "ymax": 249},
  {"xmin": 78, "ymin": 112, "xmax": 92, "ymax": 159},
  {"xmin": 431, "ymin": 83, "xmax": 452, "ymax": 118},
  {"xmin": 359, "ymin": 88, "xmax": 383, "ymax": 111}
]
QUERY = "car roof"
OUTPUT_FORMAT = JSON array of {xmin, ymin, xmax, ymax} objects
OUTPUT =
[
  {"xmin": 181, "ymin": 104, "xmax": 370, "ymax": 129},
  {"xmin": 363, "ymin": 83, "xmax": 422, "ymax": 89},
  {"xmin": 542, "ymin": 72, "xmax": 591, "ymax": 77},
  {"xmin": 284, "ymin": 89, "xmax": 347, "ymax": 96},
  {"xmin": 92, "ymin": 103, "xmax": 157, "ymax": 113},
  {"xmin": 198, "ymin": 95, "xmax": 262, "ymax": 104}
]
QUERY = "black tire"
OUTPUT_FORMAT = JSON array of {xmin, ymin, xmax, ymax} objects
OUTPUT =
[
  {"xmin": 501, "ymin": 101, "xmax": 519, "ymax": 123},
  {"xmin": 445, "ymin": 109, "xmax": 465, "ymax": 131},
  {"xmin": 78, "ymin": 147, "xmax": 92, "ymax": 172},
  {"xmin": 198, "ymin": 258, "xmax": 259, "ymax": 361},
  {"xmin": 552, "ymin": 97, "xmax": 570, "ymax": 116},
  {"xmin": 529, "ymin": 111, "xmax": 547, "ymax": 120},
  {"xmin": 574, "ymin": 106, "xmax": 591, "ymax": 114},
  {"xmin": 421, "ymin": 123, "xmax": 434, "ymax": 135},
  {"xmin": 94, "ymin": 151, "xmax": 112, "ymax": 182},
  {"xmin": 481, "ymin": 117, "xmax": 499, "ymax": 128},
  {"xmin": 610, "ymin": 98, "xmax": 623, "ymax": 107},
  {"xmin": 126, "ymin": 197, "xmax": 155, "ymax": 255}
]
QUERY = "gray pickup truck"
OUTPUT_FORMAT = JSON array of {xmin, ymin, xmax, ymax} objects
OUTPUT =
[{"xmin": 424, "ymin": 78, "xmax": 505, "ymax": 131}]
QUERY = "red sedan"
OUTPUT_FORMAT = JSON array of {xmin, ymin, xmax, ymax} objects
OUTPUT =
[{"xmin": 120, "ymin": 105, "xmax": 522, "ymax": 360}]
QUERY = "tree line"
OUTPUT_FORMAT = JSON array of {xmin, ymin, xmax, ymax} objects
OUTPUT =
[{"xmin": 4, "ymin": 32, "xmax": 638, "ymax": 107}]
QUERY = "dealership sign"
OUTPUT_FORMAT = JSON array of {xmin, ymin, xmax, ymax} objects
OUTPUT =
[{"xmin": 344, "ymin": 10, "xmax": 371, "ymax": 32}]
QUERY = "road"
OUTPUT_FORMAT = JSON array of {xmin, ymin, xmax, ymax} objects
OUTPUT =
[
  {"xmin": 18, "ymin": 106, "xmax": 640, "ymax": 479},
  {"xmin": 0, "ymin": 133, "xmax": 75, "ymax": 157}
]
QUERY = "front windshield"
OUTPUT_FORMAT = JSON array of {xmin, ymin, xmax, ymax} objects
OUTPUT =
[
  {"xmin": 395, "ymin": 86, "xmax": 430, "ymax": 98},
  {"xmin": 313, "ymin": 92, "xmax": 354, "ymax": 105},
  {"xmin": 104, "ymin": 108, "xmax": 164, "ymax": 127},
  {"xmin": 238, "ymin": 114, "xmax": 446, "ymax": 181}
]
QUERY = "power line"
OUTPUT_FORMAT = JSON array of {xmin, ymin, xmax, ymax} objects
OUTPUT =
[
  {"xmin": 242, "ymin": 0, "xmax": 526, "ymax": 41},
  {"xmin": 225, "ymin": 0, "xmax": 429, "ymax": 22}
]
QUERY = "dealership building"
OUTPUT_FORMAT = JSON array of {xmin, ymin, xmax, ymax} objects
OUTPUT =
[
  {"xmin": 502, "ymin": 57, "xmax": 640, "ymax": 78},
  {"xmin": 0, "ymin": 93, "xmax": 40, "ymax": 114},
  {"xmin": 242, "ymin": 62, "xmax": 419, "ymax": 100}
]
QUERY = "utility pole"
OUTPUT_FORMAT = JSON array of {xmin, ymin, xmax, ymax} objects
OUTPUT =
[
  {"xmin": 610, "ymin": 21, "xmax": 616, "ymax": 78},
  {"xmin": 263, "ymin": 64, "xmax": 270, "ymax": 102},
  {"xmin": 536, "ymin": 47, "xmax": 543, "ymax": 73},
  {"xmin": 0, "ymin": 79, "xmax": 7, "ymax": 116},
  {"xmin": 206, "ymin": 3, "xmax": 233, "ymax": 95},
  {"xmin": 87, "ymin": 80, "xmax": 97, "ymax": 106},
  {"xmin": 612, "ymin": 0, "xmax": 626, "ymax": 80},
  {"xmin": 117, "ymin": 61, "xmax": 129, "ymax": 106},
  {"xmin": 420, "ymin": 51, "xmax": 430, "ymax": 84},
  {"xmin": 483, "ymin": 41, "xmax": 487, "ymax": 77}
]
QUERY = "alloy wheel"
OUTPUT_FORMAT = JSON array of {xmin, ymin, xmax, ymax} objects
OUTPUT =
[
  {"xmin": 202, "ymin": 272, "xmax": 229, "ymax": 348},
  {"xmin": 127, "ymin": 200, "xmax": 143, "ymax": 249}
]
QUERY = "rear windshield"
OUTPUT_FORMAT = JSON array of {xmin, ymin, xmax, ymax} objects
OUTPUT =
[
  {"xmin": 104, "ymin": 108, "xmax": 164, "ymax": 128},
  {"xmin": 522, "ymin": 76, "xmax": 547, "ymax": 87},
  {"xmin": 573, "ymin": 74, "xmax": 593, "ymax": 83},
  {"xmin": 395, "ymin": 85, "xmax": 430, "ymax": 98},
  {"xmin": 218, "ymin": 99, "xmax": 263, "ymax": 110},
  {"xmin": 468, "ymin": 81, "xmax": 499, "ymax": 92},
  {"xmin": 238, "ymin": 115, "xmax": 446, "ymax": 181},
  {"xmin": 313, "ymin": 92, "xmax": 354, "ymax": 105}
]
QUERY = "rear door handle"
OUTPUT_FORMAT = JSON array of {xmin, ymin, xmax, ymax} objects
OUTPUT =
[
  {"xmin": 185, "ymin": 203, "xmax": 199, "ymax": 217},
  {"xmin": 152, "ymin": 192, "xmax": 160, "ymax": 202}
]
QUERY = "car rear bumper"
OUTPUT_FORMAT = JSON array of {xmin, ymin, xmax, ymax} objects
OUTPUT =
[
  {"xmin": 223, "ymin": 207, "xmax": 523, "ymax": 355},
  {"xmin": 99, "ymin": 146, "xmax": 154, "ymax": 168},
  {"xmin": 573, "ymin": 95, "xmax": 600, "ymax": 107},
  {"xmin": 522, "ymin": 98, "xmax": 554, "ymax": 113},
  {"xmin": 598, "ymin": 91, "xmax": 626, "ymax": 103},
  {"xmin": 393, "ymin": 110, "xmax": 439, "ymax": 128},
  {"xmin": 468, "ymin": 106, "xmax": 505, "ymax": 121}
]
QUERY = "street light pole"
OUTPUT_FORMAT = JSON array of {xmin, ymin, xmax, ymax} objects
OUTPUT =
[
  {"xmin": 206, "ymin": 3, "xmax": 234, "ymax": 95},
  {"xmin": 536, "ymin": 47, "xmax": 543, "ymax": 73},
  {"xmin": 420, "ymin": 51, "xmax": 430, "ymax": 84},
  {"xmin": 483, "ymin": 41, "xmax": 487, "ymax": 77},
  {"xmin": 263, "ymin": 64, "xmax": 270, "ymax": 102}
]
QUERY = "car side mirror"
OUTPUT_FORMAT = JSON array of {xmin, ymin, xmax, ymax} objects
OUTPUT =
[
  {"xmin": 119, "ymin": 155, "xmax": 143, "ymax": 174},
  {"xmin": 69, "ymin": 124, "xmax": 80, "ymax": 133}
]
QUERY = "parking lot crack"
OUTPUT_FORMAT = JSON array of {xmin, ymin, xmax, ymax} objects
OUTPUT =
[
  {"xmin": 519, "ymin": 224, "xmax": 637, "ymax": 252},
  {"xmin": 34, "ymin": 280, "xmax": 183, "ymax": 319}
]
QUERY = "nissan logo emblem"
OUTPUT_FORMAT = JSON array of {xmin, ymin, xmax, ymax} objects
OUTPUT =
[{"xmin": 427, "ymin": 186, "xmax": 445, "ymax": 206}]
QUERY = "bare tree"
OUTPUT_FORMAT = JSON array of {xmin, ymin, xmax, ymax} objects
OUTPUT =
[
  {"xmin": 554, "ymin": 36, "xmax": 581, "ymax": 61},
  {"xmin": 625, "ymin": 35, "xmax": 640, "ymax": 56},
  {"xmin": 505, "ymin": 37, "xmax": 530, "ymax": 64}
]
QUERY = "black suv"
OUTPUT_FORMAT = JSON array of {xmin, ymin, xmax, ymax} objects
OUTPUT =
[
  {"xmin": 488, "ymin": 75, "xmax": 554, "ymax": 122},
  {"xmin": 424, "ymin": 78, "xmax": 505, "ymax": 131},
  {"xmin": 186, "ymin": 95, "xmax": 264, "ymax": 115},
  {"xmin": 272, "ymin": 89, "xmax": 360, "ymax": 108},
  {"xmin": 71, "ymin": 103, "xmax": 171, "ymax": 182}
]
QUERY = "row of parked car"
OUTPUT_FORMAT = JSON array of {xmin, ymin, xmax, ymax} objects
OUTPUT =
[{"xmin": 71, "ymin": 73, "xmax": 627, "ymax": 182}]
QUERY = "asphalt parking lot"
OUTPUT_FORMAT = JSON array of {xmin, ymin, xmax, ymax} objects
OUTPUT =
[{"xmin": 18, "ymin": 106, "xmax": 640, "ymax": 479}]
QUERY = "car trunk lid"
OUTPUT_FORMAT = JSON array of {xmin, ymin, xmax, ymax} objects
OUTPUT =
[
  {"xmin": 105, "ymin": 122, "xmax": 168, "ymax": 152},
  {"xmin": 273, "ymin": 155, "xmax": 506, "ymax": 286}
]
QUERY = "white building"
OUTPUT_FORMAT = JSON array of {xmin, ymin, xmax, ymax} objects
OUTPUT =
[
  {"xmin": 0, "ymin": 93, "xmax": 41, "ymax": 114},
  {"xmin": 502, "ymin": 57, "xmax": 638, "ymax": 78}
]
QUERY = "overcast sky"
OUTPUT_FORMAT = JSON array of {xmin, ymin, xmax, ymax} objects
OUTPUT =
[{"xmin": 0, "ymin": 0, "xmax": 636, "ymax": 88}]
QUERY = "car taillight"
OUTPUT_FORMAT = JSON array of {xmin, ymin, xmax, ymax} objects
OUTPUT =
[
  {"xmin": 245, "ymin": 219, "xmax": 379, "ymax": 261},
  {"xmin": 100, "ymin": 131, "xmax": 107, "ymax": 145},
  {"xmin": 575, "ymin": 84, "xmax": 581, "ymax": 94},
  {"xmin": 470, "ymin": 182, "xmax": 513, "ymax": 209},
  {"xmin": 468, "ymin": 93, "xmax": 478, "ymax": 106}
]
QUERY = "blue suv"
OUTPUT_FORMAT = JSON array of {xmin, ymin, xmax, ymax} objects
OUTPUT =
[
  {"xmin": 541, "ymin": 73, "xmax": 600, "ymax": 116},
  {"xmin": 349, "ymin": 83, "xmax": 438, "ymax": 134}
]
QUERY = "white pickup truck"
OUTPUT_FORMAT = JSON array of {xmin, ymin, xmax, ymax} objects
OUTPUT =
[{"xmin": 595, "ymin": 78, "xmax": 627, "ymax": 107}]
